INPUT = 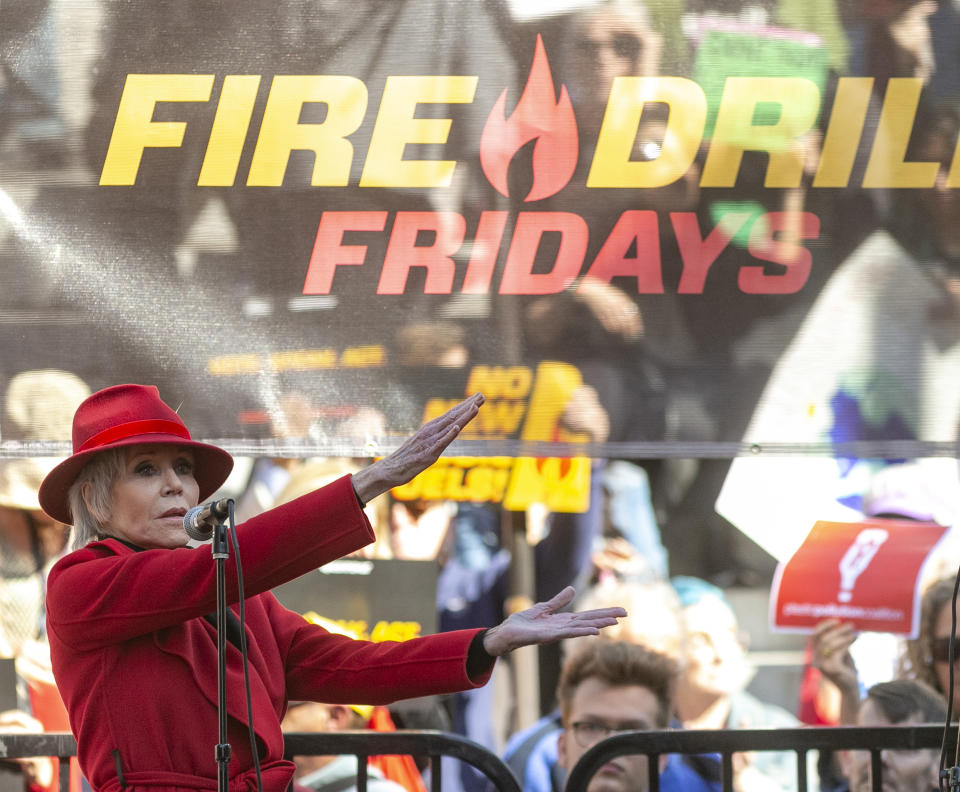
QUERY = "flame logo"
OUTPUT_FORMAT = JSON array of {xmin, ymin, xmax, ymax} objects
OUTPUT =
[{"xmin": 480, "ymin": 35, "xmax": 578, "ymax": 202}]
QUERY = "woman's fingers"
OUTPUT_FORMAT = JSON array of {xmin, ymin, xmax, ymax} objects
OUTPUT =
[{"xmin": 351, "ymin": 393, "xmax": 484, "ymax": 503}]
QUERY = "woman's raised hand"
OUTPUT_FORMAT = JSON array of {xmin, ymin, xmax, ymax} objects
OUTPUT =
[{"xmin": 350, "ymin": 393, "xmax": 484, "ymax": 505}]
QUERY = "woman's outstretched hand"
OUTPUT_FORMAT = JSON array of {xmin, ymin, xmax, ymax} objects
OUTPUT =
[
  {"xmin": 481, "ymin": 586, "xmax": 626, "ymax": 657},
  {"xmin": 350, "ymin": 393, "xmax": 484, "ymax": 505}
]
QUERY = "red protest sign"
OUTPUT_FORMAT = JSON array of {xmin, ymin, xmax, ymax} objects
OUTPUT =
[{"xmin": 771, "ymin": 519, "xmax": 949, "ymax": 637}]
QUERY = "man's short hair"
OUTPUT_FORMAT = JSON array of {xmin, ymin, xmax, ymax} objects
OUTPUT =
[
  {"xmin": 557, "ymin": 640, "xmax": 677, "ymax": 729},
  {"xmin": 866, "ymin": 679, "xmax": 947, "ymax": 725}
]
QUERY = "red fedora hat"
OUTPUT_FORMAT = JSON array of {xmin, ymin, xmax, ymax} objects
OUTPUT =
[{"xmin": 38, "ymin": 384, "xmax": 234, "ymax": 525}]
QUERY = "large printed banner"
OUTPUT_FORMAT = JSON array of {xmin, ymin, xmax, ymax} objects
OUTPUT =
[{"xmin": 3, "ymin": 0, "xmax": 960, "ymax": 467}]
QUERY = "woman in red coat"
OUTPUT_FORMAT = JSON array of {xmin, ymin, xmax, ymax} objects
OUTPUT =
[{"xmin": 37, "ymin": 384, "xmax": 623, "ymax": 792}]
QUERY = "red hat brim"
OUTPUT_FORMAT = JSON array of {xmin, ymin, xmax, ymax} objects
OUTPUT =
[{"xmin": 38, "ymin": 433, "xmax": 234, "ymax": 525}]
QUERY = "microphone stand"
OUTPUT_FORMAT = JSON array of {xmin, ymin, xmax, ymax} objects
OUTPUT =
[{"xmin": 211, "ymin": 513, "xmax": 231, "ymax": 792}]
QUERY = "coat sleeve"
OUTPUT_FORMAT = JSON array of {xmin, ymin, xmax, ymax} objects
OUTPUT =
[
  {"xmin": 47, "ymin": 476, "xmax": 374, "ymax": 651},
  {"xmin": 266, "ymin": 595, "xmax": 495, "ymax": 704}
]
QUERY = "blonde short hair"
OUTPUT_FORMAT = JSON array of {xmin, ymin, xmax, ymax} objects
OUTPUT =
[{"xmin": 66, "ymin": 449, "xmax": 125, "ymax": 549}]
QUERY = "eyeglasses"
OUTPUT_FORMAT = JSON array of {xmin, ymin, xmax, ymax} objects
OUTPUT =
[
  {"xmin": 575, "ymin": 32, "xmax": 643, "ymax": 62},
  {"xmin": 570, "ymin": 720, "xmax": 649, "ymax": 748},
  {"xmin": 931, "ymin": 637, "xmax": 958, "ymax": 664}
]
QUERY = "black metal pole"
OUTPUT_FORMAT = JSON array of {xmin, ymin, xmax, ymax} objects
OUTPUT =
[{"xmin": 213, "ymin": 520, "xmax": 231, "ymax": 792}]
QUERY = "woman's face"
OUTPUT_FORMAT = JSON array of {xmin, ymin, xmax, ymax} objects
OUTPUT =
[{"xmin": 98, "ymin": 445, "xmax": 199, "ymax": 549}]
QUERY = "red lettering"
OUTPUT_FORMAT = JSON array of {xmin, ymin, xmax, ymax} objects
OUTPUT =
[
  {"xmin": 377, "ymin": 211, "xmax": 465, "ymax": 294},
  {"xmin": 740, "ymin": 211, "xmax": 819, "ymax": 294},
  {"xmin": 672, "ymin": 211, "xmax": 752, "ymax": 294},
  {"xmin": 462, "ymin": 211, "xmax": 509, "ymax": 294},
  {"xmin": 499, "ymin": 212, "xmax": 587, "ymax": 295},
  {"xmin": 583, "ymin": 210, "xmax": 662, "ymax": 292},
  {"xmin": 303, "ymin": 211, "xmax": 388, "ymax": 294}
]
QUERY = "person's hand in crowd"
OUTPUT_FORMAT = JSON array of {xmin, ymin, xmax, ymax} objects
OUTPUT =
[
  {"xmin": 575, "ymin": 277, "xmax": 643, "ymax": 340},
  {"xmin": 812, "ymin": 619, "xmax": 861, "ymax": 724},
  {"xmin": 481, "ymin": 586, "xmax": 625, "ymax": 656},
  {"xmin": 0, "ymin": 709, "xmax": 54, "ymax": 789},
  {"xmin": 591, "ymin": 537, "xmax": 652, "ymax": 581},
  {"xmin": 559, "ymin": 384, "xmax": 610, "ymax": 443},
  {"xmin": 732, "ymin": 751, "xmax": 777, "ymax": 792},
  {"xmin": 350, "ymin": 393, "xmax": 483, "ymax": 504},
  {"xmin": 886, "ymin": 0, "xmax": 936, "ymax": 83}
]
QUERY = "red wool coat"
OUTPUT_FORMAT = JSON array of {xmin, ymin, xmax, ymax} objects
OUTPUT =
[{"xmin": 45, "ymin": 476, "xmax": 491, "ymax": 792}]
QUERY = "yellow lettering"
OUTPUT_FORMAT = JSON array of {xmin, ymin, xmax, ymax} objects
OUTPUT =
[
  {"xmin": 503, "ymin": 457, "xmax": 591, "ymax": 513},
  {"xmin": 419, "ymin": 466, "xmax": 447, "ymax": 501},
  {"xmin": 198, "ymin": 75, "xmax": 261, "ymax": 186},
  {"xmin": 701, "ymin": 77, "xmax": 821, "ymax": 188},
  {"xmin": 501, "ymin": 367, "xmax": 533, "ymax": 399},
  {"xmin": 207, "ymin": 353, "xmax": 261, "ymax": 376},
  {"xmin": 100, "ymin": 74, "xmax": 214, "ymax": 185},
  {"xmin": 370, "ymin": 621, "xmax": 421, "ymax": 642},
  {"xmin": 393, "ymin": 622, "xmax": 422, "ymax": 641},
  {"xmin": 390, "ymin": 477, "xmax": 423, "ymax": 501},
  {"xmin": 813, "ymin": 77, "xmax": 872, "ymax": 188},
  {"xmin": 360, "ymin": 76, "xmax": 477, "ymax": 187},
  {"xmin": 340, "ymin": 345, "xmax": 386, "ymax": 367},
  {"xmin": 521, "ymin": 362, "xmax": 585, "ymax": 442},
  {"xmin": 421, "ymin": 398, "xmax": 460, "ymax": 424},
  {"xmin": 247, "ymin": 75, "xmax": 367, "ymax": 186},
  {"xmin": 466, "ymin": 366, "xmax": 533, "ymax": 399},
  {"xmin": 339, "ymin": 620, "xmax": 370, "ymax": 641},
  {"xmin": 863, "ymin": 78, "xmax": 937, "ymax": 188},
  {"xmin": 948, "ymin": 136, "xmax": 960, "ymax": 188},
  {"xmin": 467, "ymin": 466, "xmax": 505, "ymax": 502},
  {"xmin": 443, "ymin": 466, "xmax": 469, "ymax": 500},
  {"xmin": 268, "ymin": 349, "xmax": 337, "ymax": 371},
  {"xmin": 470, "ymin": 401, "xmax": 526, "ymax": 435},
  {"xmin": 393, "ymin": 459, "xmax": 517, "ymax": 504},
  {"xmin": 588, "ymin": 77, "xmax": 706, "ymax": 188}
]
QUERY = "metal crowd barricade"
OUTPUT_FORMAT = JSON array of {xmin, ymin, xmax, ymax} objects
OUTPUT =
[
  {"xmin": 2, "ymin": 726, "xmax": 958, "ymax": 792},
  {"xmin": 0, "ymin": 730, "xmax": 523, "ymax": 792},
  {"xmin": 283, "ymin": 730, "xmax": 522, "ymax": 791},
  {"xmin": 564, "ymin": 725, "xmax": 959, "ymax": 792}
]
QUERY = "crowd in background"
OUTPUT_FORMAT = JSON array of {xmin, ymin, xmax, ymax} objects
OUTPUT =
[{"xmin": 0, "ymin": 367, "xmax": 956, "ymax": 792}]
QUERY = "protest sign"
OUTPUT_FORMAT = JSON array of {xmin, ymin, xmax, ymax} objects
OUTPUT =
[{"xmin": 771, "ymin": 518, "xmax": 949, "ymax": 636}]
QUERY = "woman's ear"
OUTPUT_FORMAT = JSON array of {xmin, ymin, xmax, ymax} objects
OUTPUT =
[
  {"xmin": 81, "ymin": 481, "xmax": 107, "ymax": 525},
  {"xmin": 80, "ymin": 482, "xmax": 93, "ymax": 514}
]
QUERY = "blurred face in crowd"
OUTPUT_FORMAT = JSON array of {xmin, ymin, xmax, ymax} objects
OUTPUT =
[
  {"xmin": 97, "ymin": 445, "xmax": 199, "ymax": 549},
  {"xmin": 27, "ymin": 508, "xmax": 70, "ymax": 562},
  {"xmin": 281, "ymin": 701, "xmax": 366, "ymax": 775},
  {"xmin": 558, "ymin": 677, "xmax": 665, "ymax": 792},
  {"xmin": 846, "ymin": 698, "xmax": 940, "ymax": 792},
  {"xmin": 680, "ymin": 596, "xmax": 750, "ymax": 698},
  {"xmin": 564, "ymin": 9, "xmax": 660, "ymax": 129},
  {"xmin": 931, "ymin": 600, "xmax": 960, "ymax": 709},
  {"xmin": 0, "ymin": 505, "xmax": 68, "ymax": 563}
]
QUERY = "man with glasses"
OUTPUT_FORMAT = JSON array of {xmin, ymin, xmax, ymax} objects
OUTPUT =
[{"xmin": 556, "ymin": 640, "xmax": 719, "ymax": 792}]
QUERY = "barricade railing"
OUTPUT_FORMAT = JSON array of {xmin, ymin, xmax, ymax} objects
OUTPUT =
[
  {"xmin": 2, "ymin": 726, "xmax": 957, "ymax": 792},
  {"xmin": 0, "ymin": 730, "xmax": 523, "ymax": 792},
  {"xmin": 565, "ymin": 725, "xmax": 959, "ymax": 792},
  {"xmin": 283, "ymin": 730, "xmax": 522, "ymax": 791}
]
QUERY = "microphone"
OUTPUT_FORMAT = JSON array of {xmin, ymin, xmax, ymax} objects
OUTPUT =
[{"xmin": 183, "ymin": 498, "xmax": 232, "ymax": 541}]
